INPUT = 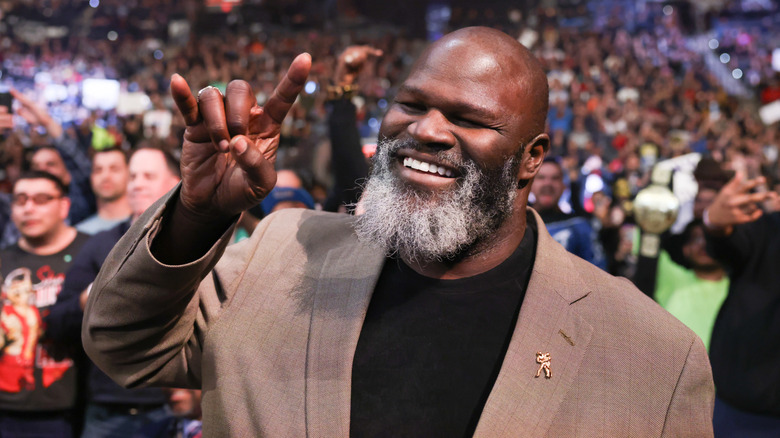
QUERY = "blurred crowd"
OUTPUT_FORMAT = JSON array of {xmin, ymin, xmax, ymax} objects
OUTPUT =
[
  {"xmin": 1, "ymin": 0, "xmax": 780, "ymax": 435},
  {"xmin": 1, "ymin": 1, "xmax": 778, "ymax": 210}
]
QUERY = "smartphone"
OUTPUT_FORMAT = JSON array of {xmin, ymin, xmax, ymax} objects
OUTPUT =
[{"xmin": 0, "ymin": 91, "xmax": 12, "ymax": 112}]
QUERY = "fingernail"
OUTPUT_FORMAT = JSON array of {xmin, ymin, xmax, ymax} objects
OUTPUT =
[
  {"xmin": 198, "ymin": 86, "xmax": 222, "ymax": 101},
  {"xmin": 219, "ymin": 139, "xmax": 230, "ymax": 151},
  {"xmin": 232, "ymin": 138, "xmax": 247, "ymax": 155}
]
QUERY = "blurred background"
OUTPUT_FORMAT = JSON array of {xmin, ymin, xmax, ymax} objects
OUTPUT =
[{"xmin": 1, "ymin": 0, "xmax": 779, "ymax": 265}]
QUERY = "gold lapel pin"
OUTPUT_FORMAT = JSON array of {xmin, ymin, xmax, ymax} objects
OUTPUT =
[{"xmin": 535, "ymin": 351, "xmax": 551, "ymax": 378}]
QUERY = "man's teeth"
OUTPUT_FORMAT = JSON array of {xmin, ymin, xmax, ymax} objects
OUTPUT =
[{"xmin": 403, "ymin": 157, "xmax": 453, "ymax": 177}]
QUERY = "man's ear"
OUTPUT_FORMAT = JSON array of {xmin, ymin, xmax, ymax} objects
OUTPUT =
[
  {"xmin": 59, "ymin": 196, "xmax": 72, "ymax": 221},
  {"xmin": 517, "ymin": 133, "xmax": 549, "ymax": 188}
]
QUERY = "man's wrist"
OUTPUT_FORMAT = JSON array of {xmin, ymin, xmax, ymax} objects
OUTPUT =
[
  {"xmin": 176, "ymin": 198, "xmax": 236, "ymax": 230},
  {"xmin": 702, "ymin": 208, "xmax": 713, "ymax": 228},
  {"xmin": 702, "ymin": 207, "xmax": 733, "ymax": 236},
  {"xmin": 151, "ymin": 198, "xmax": 237, "ymax": 265}
]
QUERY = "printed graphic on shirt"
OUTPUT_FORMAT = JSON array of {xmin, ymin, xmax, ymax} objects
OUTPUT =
[
  {"xmin": 0, "ymin": 265, "xmax": 73, "ymax": 393},
  {"xmin": 0, "ymin": 268, "xmax": 41, "ymax": 392},
  {"xmin": 0, "ymin": 233, "xmax": 87, "ymax": 411}
]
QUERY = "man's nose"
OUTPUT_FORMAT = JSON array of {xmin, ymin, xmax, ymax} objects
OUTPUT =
[
  {"xmin": 20, "ymin": 201, "xmax": 35, "ymax": 212},
  {"xmin": 409, "ymin": 110, "xmax": 455, "ymax": 149}
]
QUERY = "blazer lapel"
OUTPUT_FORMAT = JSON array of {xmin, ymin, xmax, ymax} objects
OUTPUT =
[
  {"xmin": 474, "ymin": 210, "xmax": 594, "ymax": 437},
  {"xmin": 305, "ymin": 240, "xmax": 385, "ymax": 437}
]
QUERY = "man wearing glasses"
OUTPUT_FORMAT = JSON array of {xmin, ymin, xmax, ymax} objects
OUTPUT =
[{"xmin": 0, "ymin": 170, "xmax": 89, "ymax": 438}]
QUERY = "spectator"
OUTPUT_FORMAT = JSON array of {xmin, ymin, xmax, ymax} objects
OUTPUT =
[
  {"xmin": 530, "ymin": 158, "xmax": 606, "ymax": 269},
  {"xmin": 260, "ymin": 187, "xmax": 315, "ymax": 215},
  {"xmin": 703, "ymin": 172, "xmax": 780, "ymax": 436},
  {"xmin": 275, "ymin": 169, "xmax": 306, "ymax": 189},
  {"xmin": 654, "ymin": 219, "xmax": 728, "ymax": 350},
  {"xmin": 11, "ymin": 87, "xmax": 96, "ymax": 225},
  {"xmin": 75, "ymin": 147, "xmax": 132, "ymax": 235},
  {"xmin": 321, "ymin": 45, "xmax": 378, "ymax": 213},
  {"xmin": 134, "ymin": 388, "xmax": 202, "ymax": 438},
  {"xmin": 126, "ymin": 148, "xmax": 181, "ymax": 218},
  {"xmin": 30, "ymin": 146, "xmax": 95, "ymax": 226},
  {"xmin": 48, "ymin": 147, "xmax": 180, "ymax": 438},
  {"xmin": 0, "ymin": 171, "xmax": 89, "ymax": 438}
]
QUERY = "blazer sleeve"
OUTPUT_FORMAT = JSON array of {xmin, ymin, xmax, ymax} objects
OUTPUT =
[
  {"xmin": 81, "ymin": 187, "xmax": 243, "ymax": 389},
  {"xmin": 661, "ymin": 335, "xmax": 715, "ymax": 437}
]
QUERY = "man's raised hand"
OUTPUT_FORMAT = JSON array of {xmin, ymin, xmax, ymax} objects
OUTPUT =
[
  {"xmin": 704, "ymin": 171, "xmax": 780, "ymax": 235},
  {"xmin": 170, "ymin": 53, "xmax": 312, "ymax": 223}
]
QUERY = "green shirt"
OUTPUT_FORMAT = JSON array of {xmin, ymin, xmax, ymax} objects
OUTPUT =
[{"xmin": 654, "ymin": 250, "xmax": 728, "ymax": 351}]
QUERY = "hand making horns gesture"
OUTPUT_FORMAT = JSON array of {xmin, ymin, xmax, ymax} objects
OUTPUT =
[{"xmin": 169, "ymin": 53, "xmax": 312, "ymax": 223}]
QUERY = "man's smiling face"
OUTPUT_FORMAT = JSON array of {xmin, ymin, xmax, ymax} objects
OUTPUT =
[
  {"xmin": 356, "ymin": 28, "xmax": 550, "ymax": 263},
  {"xmin": 377, "ymin": 38, "xmax": 535, "ymax": 195}
]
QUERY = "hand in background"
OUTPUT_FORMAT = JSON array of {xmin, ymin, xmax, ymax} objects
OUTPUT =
[
  {"xmin": 10, "ymin": 89, "xmax": 63, "ymax": 138},
  {"xmin": 335, "ymin": 45, "xmax": 383, "ymax": 86},
  {"xmin": 704, "ymin": 171, "xmax": 779, "ymax": 235},
  {"xmin": 0, "ymin": 105, "xmax": 12, "ymax": 131}
]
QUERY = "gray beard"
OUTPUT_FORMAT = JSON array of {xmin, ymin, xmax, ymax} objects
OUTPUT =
[{"xmin": 354, "ymin": 137, "xmax": 519, "ymax": 263}]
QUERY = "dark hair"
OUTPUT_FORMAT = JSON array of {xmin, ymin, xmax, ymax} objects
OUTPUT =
[
  {"xmin": 694, "ymin": 158, "xmax": 732, "ymax": 190},
  {"xmin": 15, "ymin": 170, "xmax": 70, "ymax": 196},
  {"xmin": 681, "ymin": 218, "xmax": 703, "ymax": 243},
  {"xmin": 671, "ymin": 218, "xmax": 707, "ymax": 270},
  {"xmin": 90, "ymin": 146, "xmax": 128, "ymax": 163},
  {"xmin": 29, "ymin": 146, "xmax": 66, "ymax": 170},
  {"xmin": 32, "ymin": 145, "xmax": 64, "ymax": 158},
  {"xmin": 541, "ymin": 156, "xmax": 564, "ymax": 175},
  {"xmin": 130, "ymin": 146, "xmax": 181, "ymax": 178}
]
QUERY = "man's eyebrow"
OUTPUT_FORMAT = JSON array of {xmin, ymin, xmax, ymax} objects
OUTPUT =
[{"xmin": 396, "ymin": 84, "xmax": 500, "ymax": 121}]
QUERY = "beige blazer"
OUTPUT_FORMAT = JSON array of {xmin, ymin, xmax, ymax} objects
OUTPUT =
[{"xmin": 83, "ymin": 193, "xmax": 714, "ymax": 437}]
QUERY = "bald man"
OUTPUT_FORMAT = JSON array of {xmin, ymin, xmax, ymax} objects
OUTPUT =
[{"xmin": 84, "ymin": 27, "xmax": 713, "ymax": 436}]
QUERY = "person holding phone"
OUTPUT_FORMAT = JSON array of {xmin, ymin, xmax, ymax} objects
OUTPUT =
[
  {"xmin": 703, "ymin": 172, "xmax": 780, "ymax": 436},
  {"xmin": 0, "ymin": 89, "xmax": 14, "ymax": 132}
]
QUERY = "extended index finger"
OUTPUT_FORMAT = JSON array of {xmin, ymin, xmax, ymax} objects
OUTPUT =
[
  {"xmin": 251, "ymin": 53, "xmax": 311, "ymax": 137},
  {"xmin": 740, "ymin": 175, "xmax": 767, "ymax": 193},
  {"xmin": 9, "ymin": 88, "xmax": 32, "ymax": 107},
  {"xmin": 171, "ymin": 74, "xmax": 200, "ymax": 126}
]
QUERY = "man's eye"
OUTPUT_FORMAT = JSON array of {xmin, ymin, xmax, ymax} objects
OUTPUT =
[
  {"xmin": 397, "ymin": 102, "xmax": 425, "ymax": 113},
  {"xmin": 454, "ymin": 118, "xmax": 485, "ymax": 129}
]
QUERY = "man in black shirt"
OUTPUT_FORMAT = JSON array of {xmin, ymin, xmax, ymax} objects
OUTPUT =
[
  {"xmin": 0, "ymin": 171, "xmax": 89, "ymax": 437},
  {"xmin": 703, "ymin": 171, "xmax": 780, "ymax": 436},
  {"xmin": 84, "ymin": 27, "xmax": 714, "ymax": 436}
]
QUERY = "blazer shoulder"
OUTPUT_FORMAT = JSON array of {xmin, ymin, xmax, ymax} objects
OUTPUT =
[
  {"xmin": 226, "ymin": 208, "xmax": 360, "ymax": 270},
  {"xmin": 260, "ymin": 208, "xmax": 357, "ymax": 246},
  {"xmin": 566, "ymin": 251, "xmax": 700, "ymax": 347}
]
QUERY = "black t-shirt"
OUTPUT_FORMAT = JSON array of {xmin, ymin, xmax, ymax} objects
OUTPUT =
[
  {"xmin": 707, "ymin": 211, "xmax": 780, "ymax": 415},
  {"xmin": 351, "ymin": 219, "xmax": 537, "ymax": 437},
  {"xmin": 0, "ymin": 232, "xmax": 89, "ymax": 412}
]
